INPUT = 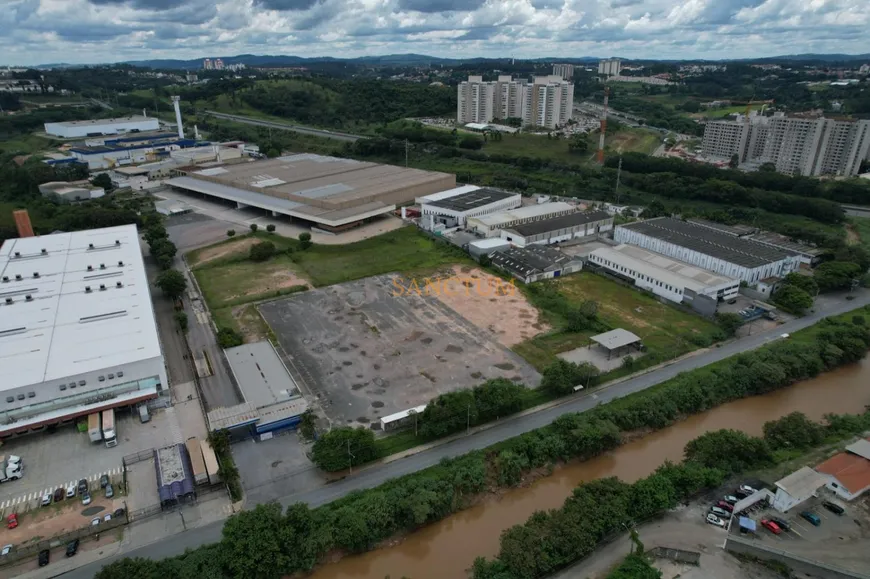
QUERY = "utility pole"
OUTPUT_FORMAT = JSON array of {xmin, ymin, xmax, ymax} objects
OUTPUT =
[
  {"xmin": 615, "ymin": 151, "xmax": 623, "ymax": 204},
  {"xmin": 466, "ymin": 404, "xmax": 471, "ymax": 435},
  {"xmin": 347, "ymin": 440, "xmax": 354, "ymax": 475},
  {"xmin": 405, "ymin": 139, "xmax": 409, "ymax": 167}
]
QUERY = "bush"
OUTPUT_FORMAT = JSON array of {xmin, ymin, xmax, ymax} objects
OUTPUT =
[
  {"xmin": 216, "ymin": 327, "xmax": 244, "ymax": 348},
  {"xmin": 249, "ymin": 223, "xmax": 259, "ymax": 233},
  {"xmin": 683, "ymin": 429, "xmax": 773, "ymax": 473},
  {"xmin": 299, "ymin": 232, "xmax": 312, "ymax": 250},
  {"xmin": 763, "ymin": 412, "xmax": 825, "ymax": 450},
  {"xmin": 540, "ymin": 359, "xmax": 599, "ymax": 396},
  {"xmin": 249, "ymin": 241, "xmax": 276, "ymax": 262},
  {"xmin": 773, "ymin": 284, "xmax": 813, "ymax": 315},
  {"xmin": 173, "ymin": 311, "xmax": 188, "ymax": 332},
  {"xmin": 266, "ymin": 224, "xmax": 276, "ymax": 233},
  {"xmin": 227, "ymin": 229, "xmax": 236, "ymax": 237},
  {"xmin": 714, "ymin": 312, "xmax": 743, "ymax": 337},
  {"xmin": 311, "ymin": 427, "xmax": 379, "ymax": 471}
]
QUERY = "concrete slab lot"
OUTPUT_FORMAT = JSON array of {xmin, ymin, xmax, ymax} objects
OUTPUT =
[{"xmin": 259, "ymin": 274, "xmax": 541, "ymax": 428}]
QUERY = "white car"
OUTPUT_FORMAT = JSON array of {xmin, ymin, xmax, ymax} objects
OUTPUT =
[
  {"xmin": 706, "ymin": 513, "xmax": 726, "ymax": 527},
  {"xmin": 739, "ymin": 484, "xmax": 758, "ymax": 494},
  {"xmin": 40, "ymin": 493, "xmax": 51, "ymax": 507},
  {"xmin": 81, "ymin": 493, "xmax": 91, "ymax": 506},
  {"xmin": 1, "ymin": 544, "xmax": 11, "ymax": 557},
  {"xmin": 723, "ymin": 495, "xmax": 740, "ymax": 505},
  {"xmin": 90, "ymin": 518, "xmax": 100, "ymax": 527},
  {"xmin": 66, "ymin": 484, "xmax": 76, "ymax": 499},
  {"xmin": 710, "ymin": 506, "xmax": 731, "ymax": 518},
  {"xmin": 103, "ymin": 513, "xmax": 112, "ymax": 523}
]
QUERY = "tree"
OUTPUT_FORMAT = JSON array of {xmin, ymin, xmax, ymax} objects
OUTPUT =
[
  {"xmin": 541, "ymin": 359, "xmax": 599, "ymax": 396},
  {"xmin": 565, "ymin": 300, "xmax": 600, "ymax": 332},
  {"xmin": 684, "ymin": 429, "xmax": 773, "ymax": 473},
  {"xmin": 249, "ymin": 241, "xmax": 276, "ymax": 262},
  {"xmin": 155, "ymin": 269, "xmax": 187, "ymax": 300},
  {"xmin": 95, "ymin": 557, "xmax": 161, "ymax": 579},
  {"xmin": 90, "ymin": 172, "xmax": 113, "ymax": 191},
  {"xmin": 266, "ymin": 224, "xmax": 276, "ymax": 233},
  {"xmin": 250, "ymin": 223, "xmax": 259, "ymax": 233},
  {"xmin": 772, "ymin": 284, "xmax": 813, "ymax": 315},
  {"xmin": 568, "ymin": 134, "xmax": 590, "ymax": 154},
  {"xmin": 763, "ymin": 412, "xmax": 824, "ymax": 450},
  {"xmin": 758, "ymin": 162, "xmax": 777, "ymax": 173},
  {"xmin": 814, "ymin": 261, "xmax": 862, "ymax": 292},
  {"xmin": 714, "ymin": 312, "xmax": 743, "ymax": 337},
  {"xmin": 642, "ymin": 199, "xmax": 668, "ymax": 218},
  {"xmin": 419, "ymin": 389, "xmax": 478, "ymax": 438},
  {"xmin": 729, "ymin": 153, "xmax": 739, "ymax": 169},
  {"xmin": 143, "ymin": 224, "xmax": 168, "ymax": 247},
  {"xmin": 311, "ymin": 427, "xmax": 379, "ymax": 471},
  {"xmin": 217, "ymin": 327, "xmax": 244, "ymax": 348},
  {"xmin": 150, "ymin": 238, "xmax": 177, "ymax": 261},
  {"xmin": 783, "ymin": 272, "xmax": 818, "ymax": 296},
  {"xmin": 227, "ymin": 229, "xmax": 236, "ymax": 237},
  {"xmin": 606, "ymin": 554, "xmax": 663, "ymax": 579},
  {"xmin": 681, "ymin": 100, "xmax": 700, "ymax": 113},
  {"xmin": 174, "ymin": 311, "xmax": 188, "ymax": 332},
  {"xmin": 298, "ymin": 410, "xmax": 317, "ymax": 441},
  {"xmin": 298, "ymin": 232, "xmax": 313, "ymax": 250},
  {"xmin": 478, "ymin": 254, "xmax": 491, "ymax": 267},
  {"xmin": 473, "ymin": 378, "xmax": 525, "ymax": 421},
  {"xmin": 221, "ymin": 503, "xmax": 293, "ymax": 579}
]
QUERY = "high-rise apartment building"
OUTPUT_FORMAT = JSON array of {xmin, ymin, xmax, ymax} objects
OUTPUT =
[
  {"xmin": 202, "ymin": 58, "xmax": 213, "ymax": 70},
  {"xmin": 701, "ymin": 112, "xmax": 870, "ymax": 177},
  {"xmin": 598, "ymin": 58, "xmax": 621, "ymax": 77},
  {"xmin": 456, "ymin": 75, "xmax": 572, "ymax": 129},
  {"xmin": 552, "ymin": 63, "xmax": 574, "ymax": 81},
  {"xmin": 214, "ymin": 58, "xmax": 225, "ymax": 70}
]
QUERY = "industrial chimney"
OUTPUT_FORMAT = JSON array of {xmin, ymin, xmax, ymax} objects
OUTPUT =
[
  {"xmin": 13, "ymin": 210, "xmax": 34, "ymax": 238},
  {"xmin": 171, "ymin": 96, "xmax": 184, "ymax": 139}
]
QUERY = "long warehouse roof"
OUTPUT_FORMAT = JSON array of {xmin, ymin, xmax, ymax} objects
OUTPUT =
[
  {"xmin": 508, "ymin": 210, "xmax": 611, "ymax": 237},
  {"xmin": 0, "ymin": 224, "xmax": 161, "ymax": 391},
  {"xmin": 618, "ymin": 217, "xmax": 795, "ymax": 268}
]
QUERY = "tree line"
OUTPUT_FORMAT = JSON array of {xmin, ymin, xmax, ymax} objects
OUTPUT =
[{"xmin": 94, "ymin": 308, "xmax": 870, "ymax": 579}]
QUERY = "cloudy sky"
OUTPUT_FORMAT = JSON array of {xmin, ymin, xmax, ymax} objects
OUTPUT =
[{"xmin": 2, "ymin": 0, "xmax": 868, "ymax": 66}]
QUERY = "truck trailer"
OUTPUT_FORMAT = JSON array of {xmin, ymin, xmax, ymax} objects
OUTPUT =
[
  {"xmin": 87, "ymin": 413, "xmax": 102, "ymax": 443},
  {"xmin": 200, "ymin": 439, "xmax": 221, "ymax": 485},
  {"xmin": 0, "ymin": 455, "xmax": 23, "ymax": 483},
  {"xmin": 102, "ymin": 409, "xmax": 117, "ymax": 448},
  {"xmin": 185, "ymin": 438, "xmax": 209, "ymax": 486}
]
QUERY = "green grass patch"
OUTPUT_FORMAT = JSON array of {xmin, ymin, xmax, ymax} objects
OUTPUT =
[
  {"xmin": 194, "ymin": 253, "xmax": 308, "ymax": 308},
  {"xmin": 0, "ymin": 133, "xmax": 54, "ymax": 155},
  {"xmin": 698, "ymin": 104, "xmax": 765, "ymax": 119},
  {"xmin": 848, "ymin": 217, "xmax": 870, "ymax": 254}
]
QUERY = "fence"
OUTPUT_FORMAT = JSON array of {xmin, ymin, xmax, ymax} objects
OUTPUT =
[
  {"xmin": 123, "ymin": 448, "xmax": 154, "ymax": 467},
  {"xmin": 649, "ymin": 546, "xmax": 701, "ymax": 565},
  {"xmin": 725, "ymin": 535, "xmax": 870, "ymax": 579}
]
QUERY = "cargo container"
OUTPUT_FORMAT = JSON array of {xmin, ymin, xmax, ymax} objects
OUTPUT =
[
  {"xmin": 200, "ymin": 439, "xmax": 221, "ymax": 485},
  {"xmin": 87, "ymin": 413, "xmax": 102, "ymax": 443},
  {"xmin": 185, "ymin": 438, "xmax": 208, "ymax": 486}
]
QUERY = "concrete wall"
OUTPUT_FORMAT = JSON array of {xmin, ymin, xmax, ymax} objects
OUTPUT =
[{"xmin": 724, "ymin": 535, "xmax": 870, "ymax": 579}]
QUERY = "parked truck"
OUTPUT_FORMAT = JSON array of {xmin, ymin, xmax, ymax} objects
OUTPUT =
[
  {"xmin": 101, "ymin": 409, "xmax": 117, "ymax": 448},
  {"xmin": 185, "ymin": 438, "xmax": 208, "ymax": 486},
  {"xmin": 200, "ymin": 439, "xmax": 221, "ymax": 485},
  {"xmin": 87, "ymin": 413, "xmax": 102, "ymax": 443},
  {"xmin": 0, "ymin": 455, "xmax": 23, "ymax": 483}
]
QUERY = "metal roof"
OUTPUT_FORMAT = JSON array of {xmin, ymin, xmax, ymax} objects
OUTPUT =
[
  {"xmin": 846, "ymin": 438, "xmax": 870, "ymax": 461},
  {"xmin": 687, "ymin": 218, "xmax": 757, "ymax": 237},
  {"xmin": 490, "ymin": 245, "xmax": 576, "ymax": 276},
  {"xmin": 424, "ymin": 188, "xmax": 517, "ymax": 212},
  {"xmin": 590, "ymin": 245, "xmax": 738, "ymax": 292},
  {"xmin": 155, "ymin": 443, "xmax": 195, "ymax": 504},
  {"xmin": 775, "ymin": 466, "xmax": 830, "ymax": 499},
  {"xmin": 507, "ymin": 210, "xmax": 612, "ymax": 237},
  {"xmin": 0, "ymin": 225, "xmax": 161, "ymax": 391},
  {"xmin": 224, "ymin": 341, "xmax": 299, "ymax": 409},
  {"xmin": 590, "ymin": 328, "xmax": 642, "ymax": 350},
  {"xmin": 618, "ymin": 217, "xmax": 795, "ymax": 268},
  {"xmin": 48, "ymin": 116, "xmax": 157, "ymax": 128},
  {"xmin": 470, "ymin": 202, "xmax": 577, "ymax": 228}
]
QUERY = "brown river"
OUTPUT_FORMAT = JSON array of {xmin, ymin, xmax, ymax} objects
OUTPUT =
[{"xmin": 312, "ymin": 358, "xmax": 870, "ymax": 579}]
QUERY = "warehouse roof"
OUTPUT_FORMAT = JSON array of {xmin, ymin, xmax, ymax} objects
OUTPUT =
[
  {"xmin": 591, "ymin": 245, "xmax": 738, "ymax": 292},
  {"xmin": 490, "ymin": 245, "xmax": 576, "ymax": 276},
  {"xmin": 590, "ymin": 328, "xmax": 642, "ymax": 351},
  {"xmin": 618, "ymin": 217, "xmax": 794, "ymax": 268},
  {"xmin": 424, "ymin": 187, "xmax": 517, "ymax": 212},
  {"xmin": 749, "ymin": 232, "xmax": 824, "ymax": 257},
  {"xmin": 815, "ymin": 444, "xmax": 870, "ymax": 494},
  {"xmin": 506, "ymin": 209, "xmax": 612, "ymax": 237},
  {"xmin": 471, "ymin": 202, "xmax": 577, "ymax": 228},
  {"xmin": 225, "ymin": 341, "xmax": 299, "ymax": 409},
  {"xmin": 687, "ymin": 218, "xmax": 757, "ymax": 237},
  {"xmin": 47, "ymin": 115, "xmax": 156, "ymax": 128},
  {"xmin": 775, "ymin": 466, "xmax": 830, "ymax": 500},
  {"xmin": 0, "ymin": 224, "xmax": 160, "ymax": 391}
]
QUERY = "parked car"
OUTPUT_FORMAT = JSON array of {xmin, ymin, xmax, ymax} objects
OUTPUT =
[
  {"xmin": 113, "ymin": 508, "xmax": 126, "ymax": 518},
  {"xmin": 739, "ymin": 484, "xmax": 758, "ymax": 494},
  {"xmin": 41, "ymin": 493, "xmax": 52, "ymax": 507},
  {"xmin": 78, "ymin": 479, "xmax": 88, "ymax": 495},
  {"xmin": 90, "ymin": 517, "xmax": 100, "ymax": 527},
  {"xmin": 771, "ymin": 517, "xmax": 791, "ymax": 532},
  {"xmin": 53, "ymin": 487, "xmax": 64, "ymax": 503},
  {"xmin": 99, "ymin": 474, "xmax": 109, "ymax": 489},
  {"xmin": 6, "ymin": 514, "xmax": 17, "ymax": 530},
  {"xmin": 715, "ymin": 500, "xmax": 734, "ymax": 512},
  {"xmin": 710, "ymin": 506, "xmax": 731, "ymax": 518},
  {"xmin": 105, "ymin": 484, "xmax": 114, "ymax": 499},
  {"xmin": 38, "ymin": 549, "xmax": 49, "ymax": 567},
  {"xmin": 0, "ymin": 545, "xmax": 11, "ymax": 557},
  {"xmin": 66, "ymin": 539, "xmax": 79, "ymax": 557},
  {"xmin": 723, "ymin": 495, "xmax": 739, "ymax": 505},
  {"xmin": 761, "ymin": 519, "xmax": 782, "ymax": 535},
  {"xmin": 823, "ymin": 501, "xmax": 845, "ymax": 515},
  {"xmin": 800, "ymin": 511, "xmax": 821, "ymax": 526},
  {"xmin": 138, "ymin": 404, "xmax": 151, "ymax": 423},
  {"xmin": 66, "ymin": 484, "xmax": 76, "ymax": 499},
  {"xmin": 706, "ymin": 513, "xmax": 726, "ymax": 527},
  {"xmin": 734, "ymin": 490, "xmax": 749, "ymax": 499},
  {"xmin": 81, "ymin": 493, "xmax": 91, "ymax": 506}
]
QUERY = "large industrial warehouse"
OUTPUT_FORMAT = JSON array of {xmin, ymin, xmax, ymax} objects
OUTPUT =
[
  {"xmin": 614, "ymin": 217, "xmax": 800, "ymax": 283},
  {"xmin": 500, "ymin": 209, "xmax": 613, "ymax": 247},
  {"xmin": 0, "ymin": 224, "xmax": 165, "ymax": 437},
  {"xmin": 44, "ymin": 115, "xmax": 160, "ymax": 138},
  {"xmin": 466, "ymin": 201, "xmax": 578, "ymax": 237},
  {"xmin": 418, "ymin": 185, "xmax": 521, "ymax": 229},
  {"xmin": 166, "ymin": 154, "xmax": 455, "ymax": 232}
]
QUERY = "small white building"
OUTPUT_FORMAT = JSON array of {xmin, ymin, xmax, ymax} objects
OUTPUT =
[
  {"xmin": 588, "ymin": 244, "xmax": 739, "ymax": 306},
  {"xmin": 500, "ymin": 210, "xmax": 613, "ymax": 247},
  {"xmin": 44, "ymin": 116, "xmax": 160, "ymax": 139},
  {"xmin": 419, "ymin": 186, "xmax": 521, "ymax": 229},
  {"xmin": 772, "ymin": 467, "xmax": 830, "ymax": 513},
  {"xmin": 467, "ymin": 202, "xmax": 578, "ymax": 237},
  {"xmin": 468, "ymin": 238, "xmax": 510, "ymax": 259},
  {"xmin": 37, "ymin": 181, "xmax": 105, "ymax": 202}
]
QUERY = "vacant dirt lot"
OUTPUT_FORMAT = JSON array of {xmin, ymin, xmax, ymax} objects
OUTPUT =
[
  {"xmin": 0, "ymin": 495, "xmax": 120, "ymax": 551},
  {"xmin": 431, "ymin": 266, "xmax": 550, "ymax": 347},
  {"xmin": 189, "ymin": 237, "xmax": 258, "ymax": 267}
]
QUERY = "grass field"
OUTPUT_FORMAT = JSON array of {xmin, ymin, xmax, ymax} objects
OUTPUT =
[
  {"xmin": 697, "ymin": 104, "xmax": 765, "ymax": 119},
  {"xmin": 513, "ymin": 272, "xmax": 721, "ymax": 371},
  {"xmin": 0, "ymin": 133, "xmax": 54, "ymax": 155},
  {"xmin": 482, "ymin": 127, "xmax": 660, "ymax": 164}
]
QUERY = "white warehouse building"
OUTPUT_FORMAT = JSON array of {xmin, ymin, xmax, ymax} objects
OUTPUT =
[
  {"xmin": 500, "ymin": 210, "xmax": 613, "ymax": 247},
  {"xmin": 44, "ymin": 115, "xmax": 160, "ymax": 139},
  {"xmin": 614, "ymin": 217, "xmax": 799, "ymax": 284},
  {"xmin": 467, "ymin": 202, "xmax": 578, "ymax": 237},
  {"xmin": 418, "ymin": 185, "xmax": 521, "ymax": 229},
  {"xmin": 588, "ymin": 244, "xmax": 739, "ymax": 313},
  {"xmin": 0, "ymin": 224, "xmax": 165, "ymax": 437}
]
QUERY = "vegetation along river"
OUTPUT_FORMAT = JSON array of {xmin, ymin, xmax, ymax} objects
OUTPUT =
[{"xmin": 310, "ymin": 356, "xmax": 870, "ymax": 579}]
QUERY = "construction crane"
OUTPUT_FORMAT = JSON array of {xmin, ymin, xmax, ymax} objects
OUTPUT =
[{"xmin": 597, "ymin": 86, "xmax": 610, "ymax": 164}]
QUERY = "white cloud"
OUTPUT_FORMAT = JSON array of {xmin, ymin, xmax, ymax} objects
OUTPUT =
[{"xmin": 0, "ymin": 0, "xmax": 867, "ymax": 65}]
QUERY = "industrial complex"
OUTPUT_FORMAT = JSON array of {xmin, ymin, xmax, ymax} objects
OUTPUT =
[
  {"xmin": 44, "ymin": 115, "xmax": 160, "ymax": 139},
  {"xmin": 167, "ymin": 154, "xmax": 455, "ymax": 232},
  {"xmin": 0, "ymin": 224, "xmax": 164, "ymax": 437},
  {"xmin": 418, "ymin": 185, "xmax": 521, "ymax": 229}
]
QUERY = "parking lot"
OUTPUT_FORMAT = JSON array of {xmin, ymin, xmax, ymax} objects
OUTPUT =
[{"xmin": 0, "ymin": 406, "xmax": 184, "ymax": 517}]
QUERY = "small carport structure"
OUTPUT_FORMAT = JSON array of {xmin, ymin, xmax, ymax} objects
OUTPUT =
[{"xmin": 589, "ymin": 328, "xmax": 643, "ymax": 360}]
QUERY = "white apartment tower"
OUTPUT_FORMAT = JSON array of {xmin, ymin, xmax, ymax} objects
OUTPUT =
[
  {"xmin": 522, "ymin": 76, "xmax": 574, "ymax": 129},
  {"xmin": 457, "ymin": 76, "xmax": 495, "ymax": 124},
  {"xmin": 493, "ymin": 75, "xmax": 526, "ymax": 121},
  {"xmin": 598, "ymin": 58, "xmax": 622, "ymax": 77},
  {"xmin": 552, "ymin": 63, "xmax": 574, "ymax": 81},
  {"xmin": 701, "ymin": 112, "xmax": 870, "ymax": 177},
  {"xmin": 457, "ymin": 75, "xmax": 572, "ymax": 129}
]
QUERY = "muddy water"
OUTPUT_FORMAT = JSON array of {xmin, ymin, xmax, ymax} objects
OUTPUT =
[{"xmin": 312, "ymin": 358, "xmax": 870, "ymax": 579}]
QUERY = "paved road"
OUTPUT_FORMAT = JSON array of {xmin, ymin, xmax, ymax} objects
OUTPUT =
[
  {"xmin": 58, "ymin": 290, "xmax": 870, "ymax": 578},
  {"xmin": 204, "ymin": 111, "xmax": 362, "ymax": 142}
]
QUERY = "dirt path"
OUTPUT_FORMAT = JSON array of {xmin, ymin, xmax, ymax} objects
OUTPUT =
[
  {"xmin": 431, "ymin": 266, "xmax": 550, "ymax": 347},
  {"xmin": 846, "ymin": 223, "xmax": 860, "ymax": 246}
]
